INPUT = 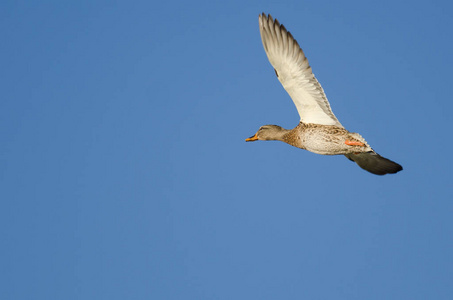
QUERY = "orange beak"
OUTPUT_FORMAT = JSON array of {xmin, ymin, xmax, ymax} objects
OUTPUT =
[{"xmin": 245, "ymin": 134, "xmax": 258, "ymax": 142}]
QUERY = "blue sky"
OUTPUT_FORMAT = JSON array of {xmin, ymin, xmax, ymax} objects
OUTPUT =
[{"xmin": 1, "ymin": 0, "xmax": 452, "ymax": 299}]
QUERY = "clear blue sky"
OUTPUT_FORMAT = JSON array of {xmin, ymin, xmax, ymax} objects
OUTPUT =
[{"xmin": 1, "ymin": 1, "xmax": 452, "ymax": 299}]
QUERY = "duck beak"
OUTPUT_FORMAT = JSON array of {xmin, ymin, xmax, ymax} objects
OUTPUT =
[{"xmin": 245, "ymin": 134, "xmax": 258, "ymax": 142}]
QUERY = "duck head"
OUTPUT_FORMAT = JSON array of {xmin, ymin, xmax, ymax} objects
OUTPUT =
[{"xmin": 245, "ymin": 125, "xmax": 288, "ymax": 142}]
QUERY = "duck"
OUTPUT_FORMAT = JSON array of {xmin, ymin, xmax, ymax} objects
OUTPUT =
[{"xmin": 246, "ymin": 13, "xmax": 403, "ymax": 175}]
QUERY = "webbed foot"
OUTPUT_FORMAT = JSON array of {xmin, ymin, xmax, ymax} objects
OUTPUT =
[{"xmin": 345, "ymin": 140, "xmax": 365, "ymax": 146}]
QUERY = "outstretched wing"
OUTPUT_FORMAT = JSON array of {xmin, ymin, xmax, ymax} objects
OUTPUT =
[
  {"xmin": 345, "ymin": 152, "xmax": 403, "ymax": 175},
  {"xmin": 259, "ymin": 13, "xmax": 343, "ymax": 127}
]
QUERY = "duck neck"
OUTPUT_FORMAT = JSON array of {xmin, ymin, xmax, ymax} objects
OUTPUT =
[
  {"xmin": 265, "ymin": 125, "xmax": 291, "ymax": 141},
  {"xmin": 282, "ymin": 123, "xmax": 304, "ymax": 148}
]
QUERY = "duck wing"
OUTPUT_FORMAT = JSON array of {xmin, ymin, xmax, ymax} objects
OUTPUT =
[
  {"xmin": 345, "ymin": 152, "xmax": 403, "ymax": 175},
  {"xmin": 259, "ymin": 13, "xmax": 343, "ymax": 127}
]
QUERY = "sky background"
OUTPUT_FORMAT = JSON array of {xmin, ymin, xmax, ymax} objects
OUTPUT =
[{"xmin": 1, "ymin": 0, "xmax": 452, "ymax": 299}]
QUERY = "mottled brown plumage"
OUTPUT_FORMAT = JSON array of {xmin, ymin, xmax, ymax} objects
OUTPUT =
[
  {"xmin": 245, "ymin": 14, "xmax": 403, "ymax": 175},
  {"xmin": 282, "ymin": 123, "xmax": 371, "ymax": 155}
]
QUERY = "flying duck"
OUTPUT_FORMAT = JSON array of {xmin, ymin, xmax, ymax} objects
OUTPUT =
[{"xmin": 246, "ymin": 13, "xmax": 402, "ymax": 175}]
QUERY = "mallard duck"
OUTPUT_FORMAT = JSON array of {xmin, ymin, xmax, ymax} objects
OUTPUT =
[{"xmin": 246, "ymin": 13, "xmax": 402, "ymax": 175}]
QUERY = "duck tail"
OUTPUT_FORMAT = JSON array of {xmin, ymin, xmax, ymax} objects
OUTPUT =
[{"xmin": 344, "ymin": 151, "xmax": 403, "ymax": 175}]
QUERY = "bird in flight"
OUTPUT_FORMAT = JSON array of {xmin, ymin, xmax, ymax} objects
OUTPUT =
[{"xmin": 246, "ymin": 13, "xmax": 402, "ymax": 175}]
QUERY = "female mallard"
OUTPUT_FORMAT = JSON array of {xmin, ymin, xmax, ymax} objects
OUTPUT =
[{"xmin": 246, "ymin": 14, "xmax": 402, "ymax": 175}]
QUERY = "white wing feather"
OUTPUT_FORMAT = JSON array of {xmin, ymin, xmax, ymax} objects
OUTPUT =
[{"xmin": 259, "ymin": 14, "xmax": 343, "ymax": 127}]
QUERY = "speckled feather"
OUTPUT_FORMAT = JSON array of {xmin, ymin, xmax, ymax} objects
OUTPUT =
[
  {"xmin": 246, "ymin": 14, "xmax": 403, "ymax": 175},
  {"xmin": 283, "ymin": 123, "xmax": 372, "ymax": 155}
]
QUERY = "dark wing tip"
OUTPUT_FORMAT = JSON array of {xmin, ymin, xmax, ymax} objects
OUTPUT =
[
  {"xmin": 345, "ymin": 152, "xmax": 403, "ymax": 176},
  {"xmin": 259, "ymin": 13, "xmax": 298, "ymax": 48}
]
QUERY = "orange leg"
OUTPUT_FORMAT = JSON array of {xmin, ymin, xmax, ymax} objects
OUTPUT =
[{"xmin": 345, "ymin": 140, "xmax": 365, "ymax": 146}]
